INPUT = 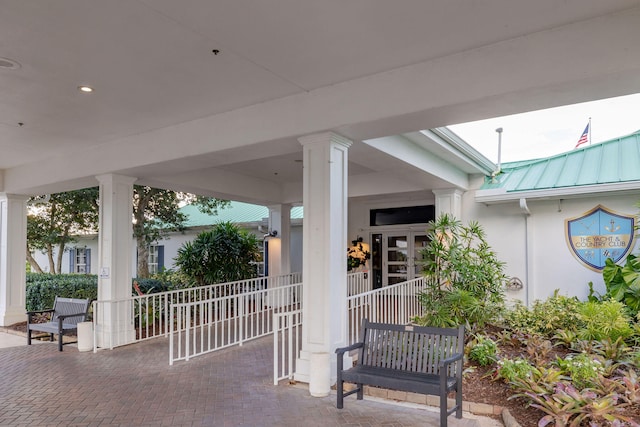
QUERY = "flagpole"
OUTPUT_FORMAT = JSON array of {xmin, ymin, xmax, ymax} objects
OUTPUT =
[
  {"xmin": 588, "ymin": 117, "xmax": 592, "ymax": 145},
  {"xmin": 496, "ymin": 127, "xmax": 503, "ymax": 173}
]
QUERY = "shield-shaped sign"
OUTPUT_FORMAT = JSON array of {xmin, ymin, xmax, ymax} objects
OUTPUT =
[{"xmin": 566, "ymin": 205, "xmax": 637, "ymax": 271}]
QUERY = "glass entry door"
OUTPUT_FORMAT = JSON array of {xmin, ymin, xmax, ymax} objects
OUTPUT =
[{"xmin": 372, "ymin": 231, "xmax": 429, "ymax": 288}]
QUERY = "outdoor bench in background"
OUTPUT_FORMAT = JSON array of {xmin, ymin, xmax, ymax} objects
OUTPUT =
[
  {"xmin": 27, "ymin": 297, "xmax": 90, "ymax": 351},
  {"xmin": 336, "ymin": 319, "xmax": 465, "ymax": 427}
]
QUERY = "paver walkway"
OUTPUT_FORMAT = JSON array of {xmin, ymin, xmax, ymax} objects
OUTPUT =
[{"xmin": 0, "ymin": 332, "xmax": 491, "ymax": 426}]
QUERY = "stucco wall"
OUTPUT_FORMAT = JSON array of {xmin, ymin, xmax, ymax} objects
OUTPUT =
[{"xmin": 464, "ymin": 187, "xmax": 640, "ymax": 304}]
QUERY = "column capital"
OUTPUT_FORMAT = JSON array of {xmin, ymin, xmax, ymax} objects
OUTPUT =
[
  {"xmin": 0, "ymin": 193, "xmax": 31, "ymax": 202},
  {"xmin": 298, "ymin": 132, "xmax": 352, "ymax": 149},
  {"xmin": 95, "ymin": 174, "xmax": 137, "ymax": 186}
]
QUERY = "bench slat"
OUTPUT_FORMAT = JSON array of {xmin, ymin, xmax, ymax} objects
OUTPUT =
[
  {"xmin": 27, "ymin": 297, "xmax": 90, "ymax": 351},
  {"xmin": 336, "ymin": 319, "xmax": 464, "ymax": 427}
]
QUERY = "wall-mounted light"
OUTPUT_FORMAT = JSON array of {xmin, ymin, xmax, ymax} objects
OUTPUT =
[{"xmin": 264, "ymin": 230, "xmax": 278, "ymax": 238}]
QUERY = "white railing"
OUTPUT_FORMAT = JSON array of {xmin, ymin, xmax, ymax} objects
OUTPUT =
[
  {"xmin": 170, "ymin": 281, "xmax": 302, "ymax": 365},
  {"xmin": 273, "ymin": 309, "xmax": 303, "ymax": 385},
  {"xmin": 347, "ymin": 270, "xmax": 371, "ymax": 295},
  {"xmin": 92, "ymin": 272, "xmax": 302, "ymax": 350},
  {"xmin": 346, "ymin": 276, "xmax": 427, "ymax": 344}
]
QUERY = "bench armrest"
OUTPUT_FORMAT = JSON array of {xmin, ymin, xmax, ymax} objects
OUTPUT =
[
  {"xmin": 335, "ymin": 342, "xmax": 363, "ymax": 372},
  {"xmin": 335, "ymin": 342, "xmax": 363, "ymax": 357},
  {"xmin": 438, "ymin": 352, "xmax": 463, "ymax": 369}
]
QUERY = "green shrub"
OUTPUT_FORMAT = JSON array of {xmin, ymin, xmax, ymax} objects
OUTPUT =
[
  {"xmin": 468, "ymin": 334, "xmax": 498, "ymax": 366},
  {"xmin": 577, "ymin": 299, "xmax": 633, "ymax": 342},
  {"xmin": 503, "ymin": 290, "xmax": 582, "ymax": 337},
  {"xmin": 495, "ymin": 357, "xmax": 538, "ymax": 383},
  {"xmin": 602, "ymin": 255, "xmax": 640, "ymax": 316},
  {"xmin": 414, "ymin": 214, "xmax": 506, "ymax": 330},
  {"xmin": 26, "ymin": 273, "xmax": 97, "ymax": 311},
  {"xmin": 174, "ymin": 222, "xmax": 261, "ymax": 285},
  {"xmin": 553, "ymin": 353, "xmax": 604, "ymax": 390}
]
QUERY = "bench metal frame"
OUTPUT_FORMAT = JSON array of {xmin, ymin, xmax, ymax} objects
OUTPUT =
[
  {"xmin": 336, "ymin": 319, "xmax": 464, "ymax": 427},
  {"xmin": 27, "ymin": 297, "xmax": 90, "ymax": 351}
]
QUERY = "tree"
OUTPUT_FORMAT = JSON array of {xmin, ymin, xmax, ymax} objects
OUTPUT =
[
  {"xmin": 174, "ymin": 222, "xmax": 261, "ymax": 285},
  {"xmin": 132, "ymin": 186, "xmax": 229, "ymax": 278},
  {"xmin": 27, "ymin": 186, "xmax": 227, "ymax": 277},
  {"xmin": 27, "ymin": 189, "xmax": 99, "ymax": 273}
]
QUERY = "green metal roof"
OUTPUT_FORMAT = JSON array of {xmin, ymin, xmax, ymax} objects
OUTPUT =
[
  {"xmin": 480, "ymin": 130, "xmax": 640, "ymax": 193},
  {"xmin": 181, "ymin": 202, "xmax": 303, "ymax": 228}
]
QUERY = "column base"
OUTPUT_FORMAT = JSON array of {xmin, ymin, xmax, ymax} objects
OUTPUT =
[
  {"xmin": 294, "ymin": 349, "xmax": 353, "ymax": 391},
  {"xmin": 0, "ymin": 310, "xmax": 26, "ymax": 327}
]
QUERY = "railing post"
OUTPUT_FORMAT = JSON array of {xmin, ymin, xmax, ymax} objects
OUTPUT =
[
  {"xmin": 238, "ymin": 294, "xmax": 244, "ymax": 346},
  {"xmin": 169, "ymin": 304, "xmax": 174, "ymax": 365}
]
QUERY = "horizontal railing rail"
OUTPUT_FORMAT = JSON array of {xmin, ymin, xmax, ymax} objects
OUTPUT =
[
  {"xmin": 346, "ymin": 276, "xmax": 426, "ymax": 345},
  {"xmin": 170, "ymin": 281, "xmax": 302, "ymax": 365},
  {"xmin": 92, "ymin": 272, "xmax": 302, "ymax": 351}
]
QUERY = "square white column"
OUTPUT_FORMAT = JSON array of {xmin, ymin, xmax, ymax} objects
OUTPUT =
[
  {"xmin": 95, "ymin": 174, "xmax": 136, "ymax": 347},
  {"xmin": 267, "ymin": 204, "xmax": 292, "ymax": 276},
  {"xmin": 0, "ymin": 194, "xmax": 28, "ymax": 326},
  {"xmin": 433, "ymin": 188, "xmax": 464, "ymax": 218},
  {"xmin": 295, "ymin": 132, "xmax": 351, "ymax": 395}
]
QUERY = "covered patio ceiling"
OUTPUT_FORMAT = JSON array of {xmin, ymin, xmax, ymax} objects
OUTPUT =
[{"xmin": 1, "ymin": 1, "xmax": 640, "ymax": 204}]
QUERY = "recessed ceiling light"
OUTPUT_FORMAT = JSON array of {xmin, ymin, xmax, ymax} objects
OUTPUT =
[
  {"xmin": 78, "ymin": 85, "xmax": 94, "ymax": 93},
  {"xmin": 0, "ymin": 57, "xmax": 21, "ymax": 70}
]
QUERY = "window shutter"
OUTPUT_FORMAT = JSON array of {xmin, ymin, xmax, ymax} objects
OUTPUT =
[
  {"xmin": 86, "ymin": 248, "xmax": 91, "ymax": 274},
  {"xmin": 69, "ymin": 248, "xmax": 76, "ymax": 273},
  {"xmin": 157, "ymin": 245, "xmax": 164, "ymax": 272}
]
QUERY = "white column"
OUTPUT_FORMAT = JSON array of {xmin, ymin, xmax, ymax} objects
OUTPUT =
[
  {"xmin": 433, "ymin": 189, "xmax": 464, "ymax": 218},
  {"xmin": 96, "ymin": 174, "xmax": 136, "ymax": 347},
  {"xmin": 295, "ymin": 132, "xmax": 351, "ymax": 396},
  {"xmin": 0, "ymin": 194, "xmax": 28, "ymax": 326},
  {"xmin": 267, "ymin": 204, "xmax": 291, "ymax": 276}
]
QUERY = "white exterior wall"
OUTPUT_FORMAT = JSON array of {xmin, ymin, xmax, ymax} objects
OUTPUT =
[
  {"xmin": 31, "ymin": 224, "xmax": 304, "ymax": 277},
  {"xmin": 464, "ymin": 182, "xmax": 640, "ymax": 304}
]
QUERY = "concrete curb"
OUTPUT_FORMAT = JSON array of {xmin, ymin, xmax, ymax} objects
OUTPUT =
[{"xmin": 501, "ymin": 408, "xmax": 522, "ymax": 427}]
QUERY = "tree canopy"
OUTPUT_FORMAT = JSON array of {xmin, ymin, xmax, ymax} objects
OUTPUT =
[
  {"xmin": 27, "ymin": 189, "xmax": 99, "ymax": 273},
  {"xmin": 27, "ymin": 186, "xmax": 228, "ymax": 277}
]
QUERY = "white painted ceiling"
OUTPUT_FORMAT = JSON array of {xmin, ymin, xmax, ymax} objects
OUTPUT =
[{"xmin": 1, "ymin": 1, "xmax": 640, "ymax": 203}]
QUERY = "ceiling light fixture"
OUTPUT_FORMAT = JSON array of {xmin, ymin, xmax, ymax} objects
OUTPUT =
[{"xmin": 78, "ymin": 85, "xmax": 94, "ymax": 93}]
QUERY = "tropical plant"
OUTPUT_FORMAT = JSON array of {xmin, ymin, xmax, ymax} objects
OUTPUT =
[
  {"xmin": 468, "ymin": 334, "xmax": 498, "ymax": 366},
  {"xmin": 577, "ymin": 299, "xmax": 634, "ymax": 342},
  {"xmin": 554, "ymin": 353, "xmax": 605, "ymax": 390},
  {"xmin": 132, "ymin": 186, "xmax": 228, "ymax": 277},
  {"xmin": 414, "ymin": 214, "xmax": 506, "ymax": 330},
  {"xmin": 602, "ymin": 255, "xmax": 640, "ymax": 315},
  {"xmin": 525, "ymin": 383, "xmax": 637, "ymax": 427},
  {"xmin": 503, "ymin": 290, "xmax": 582, "ymax": 337},
  {"xmin": 174, "ymin": 222, "xmax": 261, "ymax": 285}
]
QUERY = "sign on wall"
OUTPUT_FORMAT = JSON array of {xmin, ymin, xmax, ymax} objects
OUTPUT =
[{"xmin": 565, "ymin": 205, "xmax": 637, "ymax": 272}]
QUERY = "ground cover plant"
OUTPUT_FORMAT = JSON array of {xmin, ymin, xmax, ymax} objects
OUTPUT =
[{"xmin": 465, "ymin": 292, "xmax": 640, "ymax": 426}]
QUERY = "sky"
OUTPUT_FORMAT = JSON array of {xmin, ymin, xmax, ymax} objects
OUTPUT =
[{"xmin": 448, "ymin": 92, "xmax": 640, "ymax": 164}]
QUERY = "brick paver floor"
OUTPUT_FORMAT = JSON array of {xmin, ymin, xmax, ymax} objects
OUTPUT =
[{"xmin": 0, "ymin": 335, "xmax": 484, "ymax": 426}]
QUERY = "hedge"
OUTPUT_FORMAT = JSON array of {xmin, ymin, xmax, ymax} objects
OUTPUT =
[
  {"xmin": 26, "ymin": 273, "xmax": 98, "ymax": 311},
  {"xmin": 25, "ymin": 273, "xmax": 187, "ymax": 311}
]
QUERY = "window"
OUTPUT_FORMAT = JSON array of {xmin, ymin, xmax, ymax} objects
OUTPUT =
[
  {"xmin": 369, "ymin": 205, "xmax": 435, "ymax": 226},
  {"xmin": 148, "ymin": 245, "xmax": 164, "ymax": 274},
  {"xmin": 69, "ymin": 247, "xmax": 91, "ymax": 274}
]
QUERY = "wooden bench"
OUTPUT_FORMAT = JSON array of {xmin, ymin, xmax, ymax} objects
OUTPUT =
[
  {"xmin": 27, "ymin": 297, "xmax": 90, "ymax": 351},
  {"xmin": 335, "ymin": 319, "xmax": 464, "ymax": 427}
]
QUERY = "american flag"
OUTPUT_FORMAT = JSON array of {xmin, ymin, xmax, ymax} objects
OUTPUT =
[{"xmin": 574, "ymin": 123, "xmax": 589, "ymax": 148}]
